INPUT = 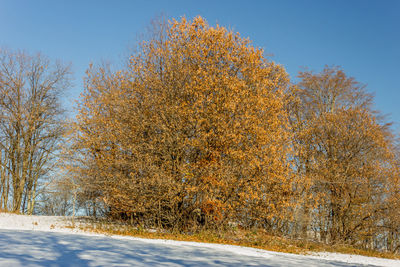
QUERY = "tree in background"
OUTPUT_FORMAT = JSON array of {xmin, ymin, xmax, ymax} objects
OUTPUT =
[
  {"xmin": 0, "ymin": 48, "xmax": 70, "ymax": 214},
  {"xmin": 73, "ymin": 16, "xmax": 292, "ymax": 231},
  {"xmin": 289, "ymin": 66, "xmax": 399, "ymax": 247}
]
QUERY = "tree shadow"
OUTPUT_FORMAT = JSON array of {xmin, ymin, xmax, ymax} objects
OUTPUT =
[{"xmin": 0, "ymin": 230, "xmax": 377, "ymax": 266}]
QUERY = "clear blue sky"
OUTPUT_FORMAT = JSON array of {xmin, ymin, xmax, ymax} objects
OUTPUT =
[{"xmin": 1, "ymin": 0, "xmax": 399, "ymax": 131}]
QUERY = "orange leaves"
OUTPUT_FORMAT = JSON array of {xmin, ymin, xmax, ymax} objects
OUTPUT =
[
  {"xmin": 289, "ymin": 66, "xmax": 399, "ymax": 245},
  {"xmin": 66, "ymin": 16, "xmax": 400, "ymax": 252},
  {"xmin": 73, "ymin": 15, "xmax": 292, "ymax": 230},
  {"xmin": 200, "ymin": 199, "xmax": 225, "ymax": 221},
  {"xmin": 200, "ymin": 175, "xmax": 223, "ymax": 187}
]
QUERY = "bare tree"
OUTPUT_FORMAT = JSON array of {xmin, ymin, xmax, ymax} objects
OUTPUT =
[{"xmin": 0, "ymin": 48, "xmax": 70, "ymax": 213}]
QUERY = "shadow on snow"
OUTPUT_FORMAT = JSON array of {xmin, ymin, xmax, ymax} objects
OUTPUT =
[{"xmin": 0, "ymin": 229, "xmax": 373, "ymax": 267}]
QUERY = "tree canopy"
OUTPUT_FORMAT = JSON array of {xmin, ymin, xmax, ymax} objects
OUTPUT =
[{"xmin": 73, "ymin": 16, "xmax": 292, "ymax": 230}]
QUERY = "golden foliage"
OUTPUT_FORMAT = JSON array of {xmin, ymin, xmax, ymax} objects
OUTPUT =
[
  {"xmin": 73, "ymin": 16, "xmax": 292, "ymax": 230},
  {"xmin": 289, "ymin": 66, "xmax": 400, "ymax": 249},
  {"xmin": 69, "ymin": 19, "xmax": 400, "ymax": 253}
]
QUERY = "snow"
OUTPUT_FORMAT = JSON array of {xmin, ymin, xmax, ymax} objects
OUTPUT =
[{"xmin": 0, "ymin": 213, "xmax": 399, "ymax": 266}]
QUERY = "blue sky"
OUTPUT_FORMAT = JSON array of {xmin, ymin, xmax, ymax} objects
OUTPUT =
[{"xmin": 0, "ymin": 0, "xmax": 399, "ymax": 131}]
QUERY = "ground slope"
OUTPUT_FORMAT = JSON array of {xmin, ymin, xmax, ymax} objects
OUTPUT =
[{"xmin": 0, "ymin": 213, "xmax": 398, "ymax": 267}]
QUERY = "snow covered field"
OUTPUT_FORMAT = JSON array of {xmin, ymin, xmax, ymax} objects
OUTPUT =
[{"xmin": 0, "ymin": 213, "xmax": 399, "ymax": 266}]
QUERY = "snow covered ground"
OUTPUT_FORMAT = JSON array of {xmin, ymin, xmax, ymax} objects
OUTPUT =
[{"xmin": 0, "ymin": 213, "xmax": 399, "ymax": 266}]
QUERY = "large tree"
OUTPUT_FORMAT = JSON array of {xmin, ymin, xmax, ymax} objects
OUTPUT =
[
  {"xmin": 73, "ymin": 16, "xmax": 292, "ymax": 230},
  {"xmin": 0, "ymin": 48, "xmax": 70, "ymax": 213},
  {"xmin": 289, "ymin": 66, "xmax": 399, "ymax": 247}
]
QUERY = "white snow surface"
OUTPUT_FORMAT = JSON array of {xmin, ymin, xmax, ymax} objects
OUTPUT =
[{"xmin": 0, "ymin": 213, "xmax": 399, "ymax": 266}]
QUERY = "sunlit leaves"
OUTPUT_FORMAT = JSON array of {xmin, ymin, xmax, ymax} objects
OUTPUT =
[{"xmin": 74, "ymin": 16, "xmax": 291, "ymax": 230}]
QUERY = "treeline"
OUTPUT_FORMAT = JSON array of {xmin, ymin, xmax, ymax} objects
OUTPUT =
[{"xmin": 1, "ymin": 16, "xmax": 399, "ymax": 252}]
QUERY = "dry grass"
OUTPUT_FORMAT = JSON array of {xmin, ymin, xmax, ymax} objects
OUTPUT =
[
  {"xmin": 0, "ymin": 209, "xmax": 20, "ymax": 214},
  {"xmin": 69, "ymin": 218, "xmax": 400, "ymax": 260}
]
